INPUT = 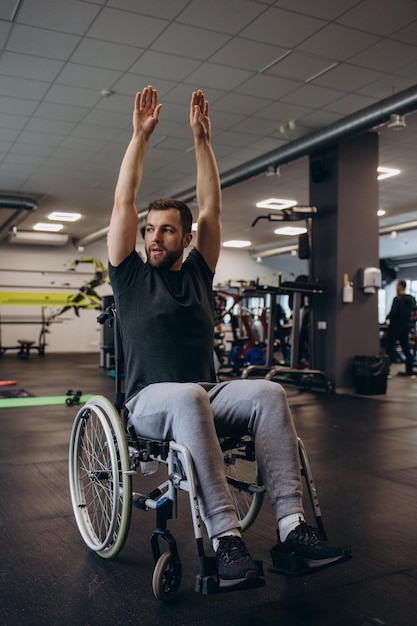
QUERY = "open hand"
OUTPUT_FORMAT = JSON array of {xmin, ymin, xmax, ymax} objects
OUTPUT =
[
  {"xmin": 133, "ymin": 86, "xmax": 162, "ymax": 138},
  {"xmin": 190, "ymin": 90, "xmax": 211, "ymax": 141}
]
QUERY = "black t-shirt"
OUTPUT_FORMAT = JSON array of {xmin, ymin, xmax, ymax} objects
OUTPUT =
[
  {"xmin": 108, "ymin": 248, "xmax": 216, "ymax": 401},
  {"xmin": 387, "ymin": 293, "xmax": 416, "ymax": 330}
]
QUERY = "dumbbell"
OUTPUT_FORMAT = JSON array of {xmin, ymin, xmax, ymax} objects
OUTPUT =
[{"xmin": 66, "ymin": 390, "xmax": 83, "ymax": 406}]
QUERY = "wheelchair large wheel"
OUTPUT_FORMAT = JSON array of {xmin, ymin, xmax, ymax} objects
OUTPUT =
[
  {"xmin": 223, "ymin": 436, "xmax": 265, "ymax": 532},
  {"xmin": 69, "ymin": 395, "xmax": 132, "ymax": 559}
]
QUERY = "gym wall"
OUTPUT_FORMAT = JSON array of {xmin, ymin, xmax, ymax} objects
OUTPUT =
[{"xmin": 0, "ymin": 240, "xmax": 306, "ymax": 354}]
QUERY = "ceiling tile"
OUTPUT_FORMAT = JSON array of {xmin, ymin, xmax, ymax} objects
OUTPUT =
[
  {"xmin": 129, "ymin": 50, "xmax": 201, "ymax": 82},
  {"xmin": 0, "ymin": 112, "xmax": 28, "ymax": 130},
  {"xmin": 70, "ymin": 39, "xmax": 144, "ymax": 71},
  {"xmin": 282, "ymin": 83, "xmax": 346, "ymax": 108},
  {"xmin": 6, "ymin": 24, "xmax": 80, "ymax": 60},
  {"xmin": 276, "ymin": 0, "xmax": 360, "ymax": 20},
  {"xmin": 239, "ymin": 6, "xmax": 326, "ymax": 47},
  {"xmin": 210, "ymin": 38, "xmax": 289, "ymax": 73},
  {"xmin": 297, "ymin": 23, "xmax": 379, "ymax": 60},
  {"xmin": 11, "ymin": 142, "xmax": 56, "ymax": 159},
  {"xmin": 33, "ymin": 102, "xmax": 90, "ymax": 123},
  {"xmin": 184, "ymin": 63, "xmax": 253, "ymax": 91},
  {"xmin": 17, "ymin": 0, "xmax": 100, "ymax": 34},
  {"xmin": 87, "ymin": 7, "xmax": 168, "ymax": 47},
  {"xmin": 175, "ymin": 0, "xmax": 266, "ymax": 34},
  {"xmin": 226, "ymin": 116, "xmax": 283, "ymax": 137},
  {"xmin": 325, "ymin": 92, "xmax": 377, "ymax": 115},
  {"xmin": 235, "ymin": 73, "xmax": 300, "ymax": 99},
  {"xmin": 357, "ymin": 74, "xmax": 416, "ymax": 99},
  {"xmin": 214, "ymin": 92, "xmax": 272, "ymax": 117},
  {"xmin": 336, "ymin": 0, "xmax": 417, "ymax": 37},
  {"xmin": 151, "ymin": 23, "xmax": 230, "ymax": 60},
  {"xmin": 214, "ymin": 129, "xmax": 268, "ymax": 148},
  {"xmin": 255, "ymin": 101, "xmax": 313, "ymax": 123},
  {"xmin": 396, "ymin": 59, "xmax": 417, "ymax": 81},
  {"xmin": 0, "ymin": 96, "xmax": 38, "ymax": 116},
  {"xmin": 0, "ymin": 0, "xmax": 20, "ymax": 21},
  {"xmin": 293, "ymin": 109, "xmax": 344, "ymax": 129},
  {"xmin": 71, "ymin": 124, "xmax": 121, "ymax": 142},
  {"xmin": 0, "ymin": 127, "xmax": 20, "ymax": 142},
  {"xmin": 391, "ymin": 20, "xmax": 417, "ymax": 46},
  {"xmin": 17, "ymin": 130, "xmax": 65, "ymax": 147},
  {"xmin": 107, "ymin": 0, "xmax": 189, "ymax": 20},
  {"xmin": 0, "ymin": 51, "xmax": 64, "ymax": 82},
  {"xmin": 312, "ymin": 63, "xmax": 384, "ymax": 91},
  {"xmin": 81, "ymin": 108, "xmax": 131, "ymax": 130},
  {"xmin": 265, "ymin": 51, "xmax": 337, "ymax": 82},
  {"xmin": 209, "ymin": 110, "xmax": 246, "ymax": 131},
  {"xmin": 349, "ymin": 39, "xmax": 417, "ymax": 73},
  {"xmin": 0, "ymin": 75, "xmax": 50, "ymax": 100},
  {"xmin": 56, "ymin": 63, "xmax": 123, "ymax": 90},
  {"xmin": 111, "ymin": 74, "xmax": 177, "ymax": 99},
  {"xmin": 44, "ymin": 85, "xmax": 102, "ymax": 108},
  {"xmin": 0, "ymin": 21, "xmax": 12, "ymax": 45},
  {"xmin": 24, "ymin": 117, "xmax": 76, "ymax": 135}
]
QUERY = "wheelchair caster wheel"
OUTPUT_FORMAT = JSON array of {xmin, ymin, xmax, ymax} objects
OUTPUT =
[{"xmin": 152, "ymin": 551, "xmax": 182, "ymax": 602}]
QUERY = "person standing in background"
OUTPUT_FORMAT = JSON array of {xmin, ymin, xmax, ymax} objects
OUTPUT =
[{"xmin": 385, "ymin": 279, "xmax": 416, "ymax": 379}]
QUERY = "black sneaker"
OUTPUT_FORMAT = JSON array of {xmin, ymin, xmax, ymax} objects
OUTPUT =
[
  {"xmin": 271, "ymin": 521, "xmax": 352, "ymax": 569},
  {"xmin": 216, "ymin": 536, "xmax": 263, "ymax": 588}
]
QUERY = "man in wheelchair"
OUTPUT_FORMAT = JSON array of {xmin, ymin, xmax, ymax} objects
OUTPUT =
[{"xmin": 107, "ymin": 85, "xmax": 352, "ymax": 589}]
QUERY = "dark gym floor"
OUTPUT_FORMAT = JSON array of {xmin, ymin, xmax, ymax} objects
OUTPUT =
[{"xmin": 0, "ymin": 352, "xmax": 416, "ymax": 626}]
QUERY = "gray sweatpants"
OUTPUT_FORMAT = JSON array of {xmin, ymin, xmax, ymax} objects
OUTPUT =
[{"xmin": 125, "ymin": 379, "xmax": 303, "ymax": 539}]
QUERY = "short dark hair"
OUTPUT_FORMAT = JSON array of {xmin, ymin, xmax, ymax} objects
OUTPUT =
[
  {"xmin": 397, "ymin": 279, "xmax": 406, "ymax": 290},
  {"xmin": 147, "ymin": 198, "xmax": 193, "ymax": 234}
]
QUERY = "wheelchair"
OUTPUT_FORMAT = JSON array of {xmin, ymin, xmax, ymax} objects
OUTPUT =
[{"xmin": 68, "ymin": 306, "xmax": 338, "ymax": 602}]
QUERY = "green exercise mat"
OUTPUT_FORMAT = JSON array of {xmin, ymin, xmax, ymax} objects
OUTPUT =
[{"xmin": 0, "ymin": 394, "xmax": 94, "ymax": 409}]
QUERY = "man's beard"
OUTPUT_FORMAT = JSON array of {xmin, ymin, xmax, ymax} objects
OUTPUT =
[{"xmin": 146, "ymin": 246, "xmax": 182, "ymax": 270}]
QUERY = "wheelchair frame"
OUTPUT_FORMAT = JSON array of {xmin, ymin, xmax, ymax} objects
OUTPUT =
[{"xmin": 69, "ymin": 306, "xmax": 328, "ymax": 601}]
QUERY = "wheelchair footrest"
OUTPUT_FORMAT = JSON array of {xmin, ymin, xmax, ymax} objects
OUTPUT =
[
  {"xmin": 195, "ymin": 557, "xmax": 265, "ymax": 595},
  {"xmin": 268, "ymin": 549, "xmax": 352, "ymax": 578}
]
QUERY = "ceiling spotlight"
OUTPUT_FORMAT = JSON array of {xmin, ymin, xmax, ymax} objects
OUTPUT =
[
  {"xmin": 33, "ymin": 222, "xmax": 63, "ymax": 232},
  {"xmin": 48, "ymin": 211, "xmax": 81, "ymax": 222},
  {"xmin": 377, "ymin": 166, "xmax": 400, "ymax": 180},
  {"xmin": 256, "ymin": 198, "xmax": 297, "ymax": 210},
  {"xmin": 274, "ymin": 226, "xmax": 307, "ymax": 236},
  {"xmin": 387, "ymin": 114, "xmax": 406, "ymax": 130},
  {"xmin": 101, "ymin": 89, "xmax": 113, "ymax": 97},
  {"xmin": 223, "ymin": 240, "xmax": 251, "ymax": 248}
]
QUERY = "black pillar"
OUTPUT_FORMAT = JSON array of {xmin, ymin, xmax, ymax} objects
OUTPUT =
[{"xmin": 309, "ymin": 132, "xmax": 380, "ymax": 390}]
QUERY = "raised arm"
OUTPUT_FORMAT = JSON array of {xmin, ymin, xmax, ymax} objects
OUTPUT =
[
  {"xmin": 108, "ymin": 86, "xmax": 162, "ymax": 267},
  {"xmin": 190, "ymin": 90, "xmax": 222, "ymax": 272}
]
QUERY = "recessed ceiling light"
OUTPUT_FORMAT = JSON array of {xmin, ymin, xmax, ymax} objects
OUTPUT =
[
  {"xmin": 256, "ymin": 198, "xmax": 297, "ymax": 210},
  {"xmin": 223, "ymin": 240, "xmax": 251, "ymax": 248},
  {"xmin": 377, "ymin": 209, "xmax": 386, "ymax": 217},
  {"xmin": 48, "ymin": 211, "xmax": 81, "ymax": 222},
  {"xmin": 34, "ymin": 223, "xmax": 63, "ymax": 232},
  {"xmin": 274, "ymin": 226, "xmax": 307, "ymax": 236},
  {"xmin": 377, "ymin": 167, "xmax": 400, "ymax": 180}
]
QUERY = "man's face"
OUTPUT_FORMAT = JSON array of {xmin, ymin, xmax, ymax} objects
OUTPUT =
[{"xmin": 144, "ymin": 208, "xmax": 192, "ymax": 270}]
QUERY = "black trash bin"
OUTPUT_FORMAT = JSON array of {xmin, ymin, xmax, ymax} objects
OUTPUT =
[{"xmin": 353, "ymin": 355, "xmax": 389, "ymax": 395}]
